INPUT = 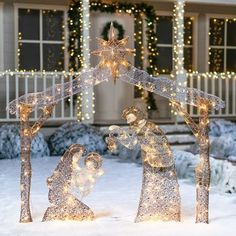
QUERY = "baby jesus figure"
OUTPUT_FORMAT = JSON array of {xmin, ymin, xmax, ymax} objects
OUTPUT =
[{"xmin": 107, "ymin": 106, "xmax": 181, "ymax": 222}]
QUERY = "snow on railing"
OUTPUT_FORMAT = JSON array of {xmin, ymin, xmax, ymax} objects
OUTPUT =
[{"xmin": 0, "ymin": 71, "xmax": 80, "ymax": 122}]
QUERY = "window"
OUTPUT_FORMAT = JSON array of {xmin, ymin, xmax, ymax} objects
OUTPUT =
[
  {"xmin": 156, "ymin": 14, "xmax": 196, "ymax": 74},
  {"xmin": 16, "ymin": 5, "xmax": 67, "ymax": 71},
  {"xmin": 208, "ymin": 16, "xmax": 236, "ymax": 72}
]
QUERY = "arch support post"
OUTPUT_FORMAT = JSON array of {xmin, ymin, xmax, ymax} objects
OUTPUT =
[
  {"xmin": 19, "ymin": 103, "xmax": 54, "ymax": 223},
  {"xmin": 195, "ymin": 102, "xmax": 210, "ymax": 223},
  {"xmin": 171, "ymin": 99, "xmax": 210, "ymax": 223}
]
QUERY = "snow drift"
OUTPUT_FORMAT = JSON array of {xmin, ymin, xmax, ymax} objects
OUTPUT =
[
  {"xmin": 48, "ymin": 122, "xmax": 107, "ymax": 156},
  {"xmin": 0, "ymin": 124, "xmax": 49, "ymax": 159}
]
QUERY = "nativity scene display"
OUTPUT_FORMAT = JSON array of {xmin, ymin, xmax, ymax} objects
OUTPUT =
[
  {"xmin": 8, "ymin": 24, "xmax": 224, "ymax": 223},
  {"xmin": 7, "ymin": 22, "xmax": 224, "ymax": 225}
]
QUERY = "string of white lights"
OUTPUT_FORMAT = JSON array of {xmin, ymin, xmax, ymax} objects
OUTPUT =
[
  {"xmin": 77, "ymin": 0, "xmax": 95, "ymax": 122},
  {"xmin": 173, "ymin": 0, "xmax": 185, "ymax": 84}
]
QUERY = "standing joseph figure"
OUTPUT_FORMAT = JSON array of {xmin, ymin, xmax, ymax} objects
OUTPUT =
[{"xmin": 107, "ymin": 106, "xmax": 181, "ymax": 222}]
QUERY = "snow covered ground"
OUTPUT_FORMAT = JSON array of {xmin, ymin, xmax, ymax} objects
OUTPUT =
[{"xmin": 0, "ymin": 156, "xmax": 236, "ymax": 236}]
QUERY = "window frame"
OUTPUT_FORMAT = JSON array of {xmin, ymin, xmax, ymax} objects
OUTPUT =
[
  {"xmin": 14, "ymin": 3, "xmax": 68, "ymax": 71},
  {"xmin": 206, "ymin": 13, "xmax": 236, "ymax": 72},
  {"xmin": 0, "ymin": 2, "xmax": 4, "ymax": 70},
  {"xmin": 155, "ymin": 11, "xmax": 198, "ymax": 74}
]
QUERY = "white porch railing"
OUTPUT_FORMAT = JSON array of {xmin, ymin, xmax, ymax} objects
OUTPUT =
[
  {"xmin": 187, "ymin": 72, "xmax": 236, "ymax": 117},
  {"xmin": 0, "ymin": 71, "xmax": 236, "ymax": 122},
  {"xmin": 0, "ymin": 71, "xmax": 78, "ymax": 122}
]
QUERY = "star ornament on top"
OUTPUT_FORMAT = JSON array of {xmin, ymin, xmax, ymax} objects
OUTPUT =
[{"xmin": 92, "ymin": 22, "xmax": 135, "ymax": 83}]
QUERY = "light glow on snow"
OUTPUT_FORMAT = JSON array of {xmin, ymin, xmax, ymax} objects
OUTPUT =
[{"xmin": 0, "ymin": 156, "xmax": 235, "ymax": 236}]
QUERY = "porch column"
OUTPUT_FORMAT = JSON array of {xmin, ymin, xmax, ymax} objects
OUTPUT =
[
  {"xmin": 173, "ymin": 0, "xmax": 187, "ymax": 122},
  {"xmin": 80, "ymin": 0, "xmax": 94, "ymax": 123},
  {"xmin": 173, "ymin": 0, "xmax": 187, "ymax": 85}
]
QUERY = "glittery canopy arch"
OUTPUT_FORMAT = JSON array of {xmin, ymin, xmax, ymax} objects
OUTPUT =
[{"xmin": 7, "ymin": 66, "xmax": 224, "ymax": 115}]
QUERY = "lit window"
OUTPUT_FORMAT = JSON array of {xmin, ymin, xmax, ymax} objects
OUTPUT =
[
  {"xmin": 156, "ymin": 15, "xmax": 194, "ymax": 74},
  {"xmin": 17, "ymin": 8, "xmax": 65, "ymax": 71},
  {"xmin": 209, "ymin": 17, "xmax": 236, "ymax": 72}
]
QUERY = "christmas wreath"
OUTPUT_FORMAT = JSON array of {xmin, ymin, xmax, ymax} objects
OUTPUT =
[{"xmin": 101, "ymin": 21, "xmax": 125, "ymax": 40}]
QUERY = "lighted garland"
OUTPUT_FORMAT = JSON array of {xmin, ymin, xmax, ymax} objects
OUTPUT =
[
  {"xmin": 68, "ymin": 0, "xmax": 159, "ymax": 75},
  {"xmin": 101, "ymin": 21, "xmax": 125, "ymax": 41}
]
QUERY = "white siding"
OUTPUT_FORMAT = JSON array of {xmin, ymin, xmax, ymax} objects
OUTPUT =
[
  {"xmin": 3, "ymin": 3, "xmax": 15, "ymax": 70},
  {"xmin": 0, "ymin": 3, "xmax": 4, "ymax": 117},
  {"xmin": 0, "ymin": 3, "xmax": 3, "ymax": 70},
  {"xmin": 197, "ymin": 14, "xmax": 208, "ymax": 72}
]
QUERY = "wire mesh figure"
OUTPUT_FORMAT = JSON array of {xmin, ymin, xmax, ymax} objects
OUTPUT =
[
  {"xmin": 107, "ymin": 106, "xmax": 181, "ymax": 222},
  {"xmin": 43, "ymin": 144, "xmax": 103, "ymax": 221}
]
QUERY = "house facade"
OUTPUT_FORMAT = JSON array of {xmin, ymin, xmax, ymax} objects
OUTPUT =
[{"xmin": 0, "ymin": 0, "xmax": 236, "ymax": 123}]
